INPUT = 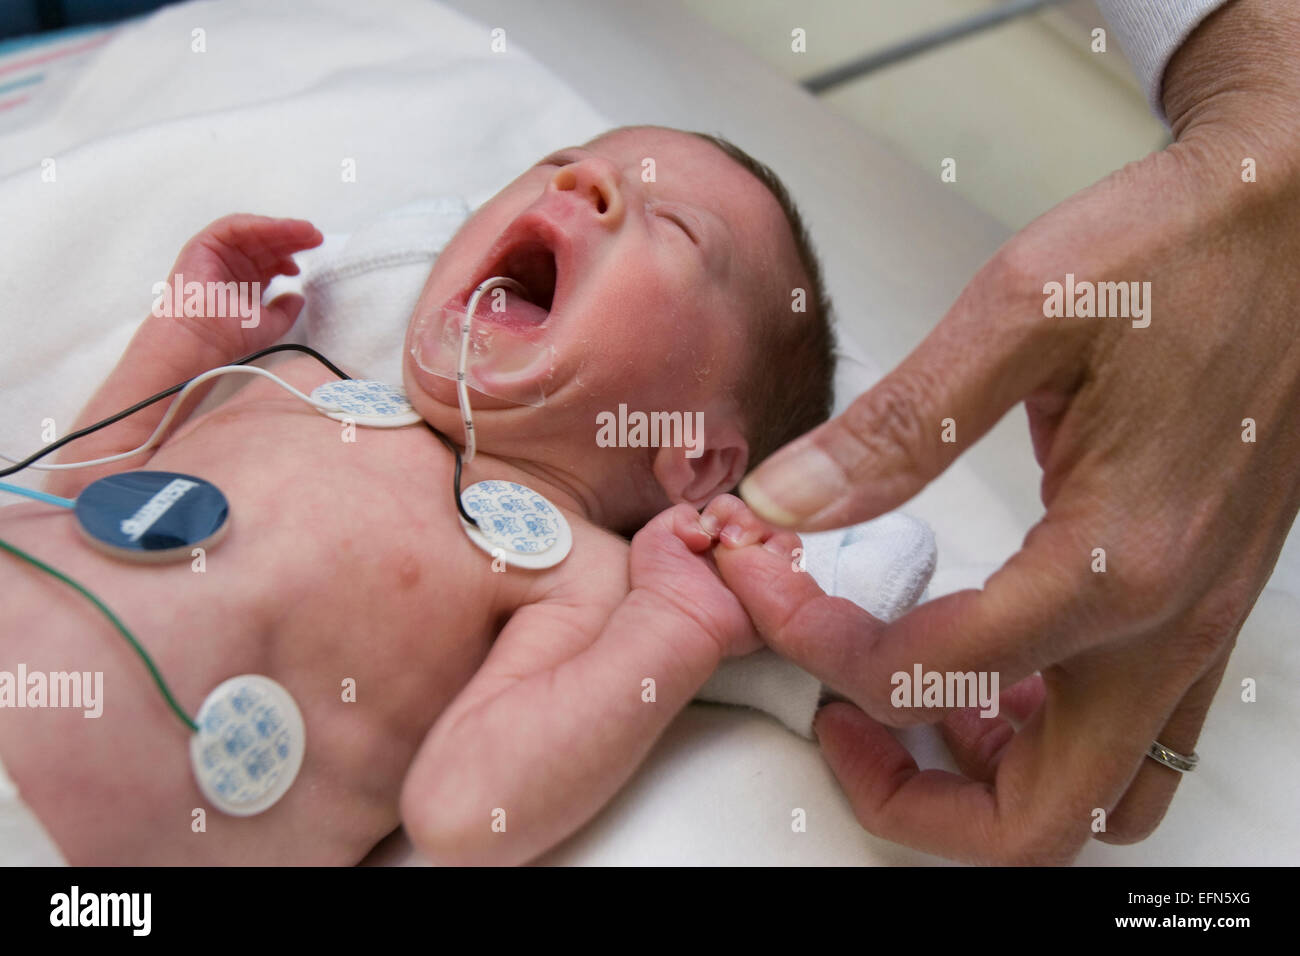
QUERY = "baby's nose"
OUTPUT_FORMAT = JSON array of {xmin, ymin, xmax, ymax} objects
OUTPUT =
[{"xmin": 550, "ymin": 157, "xmax": 623, "ymax": 226}]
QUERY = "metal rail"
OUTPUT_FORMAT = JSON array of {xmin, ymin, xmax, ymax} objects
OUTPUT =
[{"xmin": 801, "ymin": 0, "xmax": 1074, "ymax": 94}]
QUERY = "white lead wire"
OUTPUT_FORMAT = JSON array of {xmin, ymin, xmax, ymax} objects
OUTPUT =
[
  {"xmin": 0, "ymin": 364, "xmax": 345, "ymax": 471},
  {"xmin": 6, "ymin": 275, "xmax": 530, "ymax": 475},
  {"xmin": 457, "ymin": 276, "xmax": 527, "ymax": 464}
]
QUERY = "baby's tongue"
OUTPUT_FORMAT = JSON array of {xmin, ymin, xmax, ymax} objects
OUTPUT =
[{"xmin": 480, "ymin": 287, "xmax": 547, "ymax": 325}]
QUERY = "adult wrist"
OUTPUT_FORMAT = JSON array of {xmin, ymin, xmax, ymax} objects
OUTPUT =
[{"xmin": 1163, "ymin": 0, "xmax": 1300, "ymax": 151}]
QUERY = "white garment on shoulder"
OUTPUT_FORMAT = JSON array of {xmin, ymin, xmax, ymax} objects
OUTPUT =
[{"xmin": 1093, "ymin": 0, "xmax": 1229, "ymax": 120}]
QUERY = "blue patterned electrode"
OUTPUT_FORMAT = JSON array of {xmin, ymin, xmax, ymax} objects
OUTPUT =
[
  {"xmin": 460, "ymin": 480, "xmax": 572, "ymax": 568},
  {"xmin": 189, "ymin": 675, "xmax": 305, "ymax": 816},
  {"xmin": 310, "ymin": 380, "xmax": 420, "ymax": 427}
]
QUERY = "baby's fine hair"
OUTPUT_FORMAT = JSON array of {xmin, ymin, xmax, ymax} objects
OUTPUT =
[{"xmin": 689, "ymin": 131, "xmax": 836, "ymax": 471}]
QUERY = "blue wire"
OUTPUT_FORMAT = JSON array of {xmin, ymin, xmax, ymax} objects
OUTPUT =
[{"xmin": 0, "ymin": 480, "xmax": 75, "ymax": 509}]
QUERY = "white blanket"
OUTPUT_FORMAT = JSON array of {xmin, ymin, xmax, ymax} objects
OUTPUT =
[
  {"xmin": 2, "ymin": 0, "xmax": 1296, "ymax": 866},
  {"xmin": 0, "ymin": 0, "xmax": 607, "ymax": 478}
]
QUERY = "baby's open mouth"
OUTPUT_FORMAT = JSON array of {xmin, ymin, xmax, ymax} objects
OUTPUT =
[
  {"xmin": 482, "ymin": 240, "xmax": 556, "ymax": 325},
  {"xmin": 457, "ymin": 229, "xmax": 560, "ymax": 330},
  {"xmin": 413, "ymin": 216, "xmax": 566, "ymax": 407}
]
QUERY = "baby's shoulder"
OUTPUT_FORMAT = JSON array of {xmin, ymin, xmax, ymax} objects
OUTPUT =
[
  {"xmin": 518, "ymin": 514, "xmax": 628, "ymax": 613},
  {"xmin": 560, "ymin": 515, "xmax": 629, "ymax": 582}
]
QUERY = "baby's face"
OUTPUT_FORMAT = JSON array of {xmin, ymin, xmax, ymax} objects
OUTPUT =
[{"xmin": 402, "ymin": 126, "xmax": 799, "ymax": 491}]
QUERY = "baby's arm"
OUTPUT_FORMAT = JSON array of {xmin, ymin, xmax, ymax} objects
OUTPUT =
[
  {"xmin": 401, "ymin": 496, "xmax": 796, "ymax": 866},
  {"xmin": 44, "ymin": 215, "xmax": 321, "ymax": 497}
]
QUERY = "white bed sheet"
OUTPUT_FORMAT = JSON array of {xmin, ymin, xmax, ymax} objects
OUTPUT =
[{"xmin": 0, "ymin": 0, "xmax": 1294, "ymax": 865}]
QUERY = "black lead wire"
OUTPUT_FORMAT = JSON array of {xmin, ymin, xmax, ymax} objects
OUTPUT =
[
  {"xmin": 0, "ymin": 344, "xmax": 345, "ymax": 476},
  {"xmin": 2, "ymin": 342, "xmax": 478, "ymax": 527},
  {"xmin": 424, "ymin": 421, "xmax": 479, "ymax": 527}
]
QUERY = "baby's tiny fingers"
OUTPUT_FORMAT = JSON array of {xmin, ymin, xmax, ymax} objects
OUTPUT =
[
  {"xmin": 762, "ymin": 529, "xmax": 803, "ymax": 560},
  {"xmin": 213, "ymin": 213, "xmax": 321, "ymax": 247},
  {"xmin": 644, "ymin": 502, "xmax": 715, "ymax": 553},
  {"xmin": 196, "ymin": 215, "xmax": 323, "ymax": 278},
  {"xmin": 264, "ymin": 293, "xmax": 306, "ymax": 326},
  {"xmin": 702, "ymin": 493, "xmax": 770, "ymax": 548},
  {"xmin": 260, "ymin": 218, "xmax": 324, "ymax": 254}
]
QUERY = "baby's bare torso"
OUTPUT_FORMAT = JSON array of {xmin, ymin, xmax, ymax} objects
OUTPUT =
[{"xmin": 0, "ymin": 356, "xmax": 594, "ymax": 864}]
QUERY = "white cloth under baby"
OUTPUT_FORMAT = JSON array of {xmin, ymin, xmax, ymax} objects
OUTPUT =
[
  {"xmin": 266, "ymin": 198, "xmax": 937, "ymax": 739},
  {"xmin": 0, "ymin": 751, "xmax": 67, "ymax": 866},
  {"xmin": 263, "ymin": 197, "xmax": 471, "ymax": 387}
]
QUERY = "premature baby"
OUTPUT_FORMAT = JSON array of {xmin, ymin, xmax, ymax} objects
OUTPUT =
[{"xmin": 0, "ymin": 125, "xmax": 835, "ymax": 865}]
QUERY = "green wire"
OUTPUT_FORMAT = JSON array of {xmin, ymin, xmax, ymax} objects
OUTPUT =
[{"xmin": 0, "ymin": 536, "xmax": 198, "ymax": 733}]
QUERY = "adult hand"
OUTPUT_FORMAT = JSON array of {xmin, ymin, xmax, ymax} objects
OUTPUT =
[{"xmin": 732, "ymin": 0, "xmax": 1300, "ymax": 863}]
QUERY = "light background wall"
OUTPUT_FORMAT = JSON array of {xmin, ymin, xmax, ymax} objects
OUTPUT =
[{"xmin": 680, "ymin": 0, "xmax": 1168, "ymax": 229}]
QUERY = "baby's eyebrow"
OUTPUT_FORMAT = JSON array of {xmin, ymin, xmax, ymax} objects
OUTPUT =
[{"xmin": 534, "ymin": 149, "xmax": 579, "ymax": 167}]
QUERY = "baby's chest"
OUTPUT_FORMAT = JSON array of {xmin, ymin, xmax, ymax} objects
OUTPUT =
[{"xmin": 156, "ymin": 400, "xmax": 499, "ymax": 599}]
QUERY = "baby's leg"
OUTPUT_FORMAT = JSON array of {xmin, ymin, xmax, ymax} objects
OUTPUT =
[{"xmin": 44, "ymin": 215, "xmax": 321, "ymax": 497}]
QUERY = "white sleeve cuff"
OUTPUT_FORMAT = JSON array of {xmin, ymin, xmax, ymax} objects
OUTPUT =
[{"xmin": 1093, "ymin": 0, "xmax": 1230, "ymax": 121}]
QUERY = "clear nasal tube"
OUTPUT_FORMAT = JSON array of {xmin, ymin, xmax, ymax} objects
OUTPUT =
[{"xmin": 409, "ymin": 282, "xmax": 555, "ymax": 414}]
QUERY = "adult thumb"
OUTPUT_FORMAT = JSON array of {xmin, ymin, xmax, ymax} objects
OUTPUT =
[{"xmin": 739, "ymin": 278, "xmax": 1078, "ymax": 531}]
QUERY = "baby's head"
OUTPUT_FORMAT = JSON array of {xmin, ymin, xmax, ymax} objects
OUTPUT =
[{"xmin": 403, "ymin": 125, "xmax": 834, "ymax": 534}]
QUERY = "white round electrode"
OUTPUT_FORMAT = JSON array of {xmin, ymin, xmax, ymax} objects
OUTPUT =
[
  {"xmin": 459, "ymin": 479, "xmax": 572, "ymax": 569},
  {"xmin": 310, "ymin": 380, "xmax": 421, "ymax": 428},
  {"xmin": 189, "ymin": 674, "xmax": 306, "ymax": 817}
]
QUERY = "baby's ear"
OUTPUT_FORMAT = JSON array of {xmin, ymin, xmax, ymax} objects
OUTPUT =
[{"xmin": 651, "ymin": 417, "xmax": 749, "ymax": 509}]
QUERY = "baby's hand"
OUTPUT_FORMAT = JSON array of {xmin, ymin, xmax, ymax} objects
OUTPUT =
[
  {"xmin": 712, "ymin": 494, "xmax": 857, "ymax": 671},
  {"xmin": 629, "ymin": 494, "xmax": 800, "ymax": 659},
  {"xmin": 158, "ymin": 214, "xmax": 323, "ymax": 357}
]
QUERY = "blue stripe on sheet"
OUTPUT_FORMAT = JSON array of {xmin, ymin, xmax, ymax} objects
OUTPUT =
[
  {"xmin": 0, "ymin": 23, "xmax": 109, "ymax": 61},
  {"xmin": 0, "ymin": 73, "xmax": 43, "ymax": 96}
]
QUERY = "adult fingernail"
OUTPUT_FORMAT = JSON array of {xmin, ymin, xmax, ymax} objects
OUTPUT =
[
  {"xmin": 740, "ymin": 442, "xmax": 844, "ymax": 525},
  {"xmin": 699, "ymin": 512, "xmax": 719, "ymax": 537}
]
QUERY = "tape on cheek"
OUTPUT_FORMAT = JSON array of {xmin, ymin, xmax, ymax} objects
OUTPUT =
[{"xmin": 409, "ymin": 306, "xmax": 553, "ymax": 408}]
